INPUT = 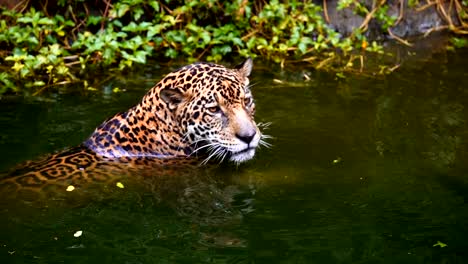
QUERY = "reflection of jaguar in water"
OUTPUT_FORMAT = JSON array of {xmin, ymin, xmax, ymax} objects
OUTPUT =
[{"xmin": 0, "ymin": 58, "xmax": 269, "ymax": 204}]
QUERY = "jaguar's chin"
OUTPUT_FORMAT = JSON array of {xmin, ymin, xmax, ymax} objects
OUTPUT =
[{"xmin": 229, "ymin": 147, "xmax": 256, "ymax": 163}]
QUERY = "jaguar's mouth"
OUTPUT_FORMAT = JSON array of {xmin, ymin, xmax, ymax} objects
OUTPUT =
[
  {"xmin": 229, "ymin": 147, "xmax": 256, "ymax": 163},
  {"xmin": 192, "ymin": 140, "xmax": 259, "ymax": 165}
]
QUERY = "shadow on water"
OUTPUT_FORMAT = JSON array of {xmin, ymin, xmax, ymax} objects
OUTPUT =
[{"xmin": 1, "ymin": 49, "xmax": 468, "ymax": 263}]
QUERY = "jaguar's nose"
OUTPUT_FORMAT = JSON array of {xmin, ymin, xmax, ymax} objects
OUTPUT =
[{"xmin": 236, "ymin": 130, "xmax": 256, "ymax": 144}]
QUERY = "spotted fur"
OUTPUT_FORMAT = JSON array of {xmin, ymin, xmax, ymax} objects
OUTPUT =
[{"xmin": 0, "ymin": 59, "xmax": 268, "ymax": 195}]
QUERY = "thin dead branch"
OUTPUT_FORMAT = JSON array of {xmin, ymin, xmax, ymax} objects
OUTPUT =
[
  {"xmin": 323, "ymin": 0, "xmax": 330, "ymax": 24},
  {"xmin": 388, "ymin": 28, "xmax": 412, "ymax": 46}
]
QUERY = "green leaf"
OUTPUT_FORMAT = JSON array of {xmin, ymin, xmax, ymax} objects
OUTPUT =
[
  {"xmin": 133, "ymin": 7, "xmax": 144, "ymax": 21},
  {"xmin": 132, "ymin": 50, "xmax": 147, "ymax": 64},
  {"xmin": 162, "ymin": 15, "xmax": 177, "ymax": 25},
  {"xmin": 38, "ymin": 17, "xmax": 54, "ymax": 25},
  {"xmin": 164, "ymin": 48, "xmax": 178, "ymax": 59},
  {"xmin": 110, "ymin": 3, "xmax": 130, "ymax": 18},
  {"xmin": 451, "ymin": 37, "xmax": 468, "ymax": 48},
  {"xmin": 232, "ymin": 37, "xmax": 243, "ymax": 47},
  {"xmin": 122, "ymin": 21, "xmax": 138, "ymax": 32},
  {"xmin": 87, "ymin": 16, "xmax": 102, "ymax": 26},
  {"xmin": 147, "ymin": 24, "xmax": 165, "ymax": 38},
  {"xmin": 218, "ymin": 45, "xmax": 232, "ymax": 55},
  {"xmin": 149, "ymin": 1, "xmax": 160, "ymax": 11},
  {"xmin": 56, "ymin": 65, "xmax": 69, "ymax": 75},
  {"xmin": 298, "ymin": 42, "xmax": 307, "ymax": 54},
  {"xmin": 0, "ymin": 72, "xmax": 16, "ymax": 92},
  {"xmin": 112, "ymin": 20, "xmax": 123, "ymax": 28},
  {"xmin": 433, "ymin": 241, "xmax": 448, "ymax": 248},
  {"xmin": 17, "ymin": 16, "xmax": 33, "ymax": 24},
  {"xmin": 33, "ymin": 81, "xmax": 46, "ymax": 86},
  {"xmin": 11, "ymin": 62, "xmax": 24, "ymax": 72},
  {"xmin": 336, "ymin": 72, "xmax": 346, "ymax": 79}
]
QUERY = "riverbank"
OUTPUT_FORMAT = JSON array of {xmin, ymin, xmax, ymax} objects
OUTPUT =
[{"xmin": 0, "ymin": 0, "xmax": 466, "ymax": 95}]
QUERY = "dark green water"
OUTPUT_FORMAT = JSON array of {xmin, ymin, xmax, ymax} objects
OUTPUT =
[{"xmin": 1, "ymin": 51, "xmax": 468, "ymax": 263}]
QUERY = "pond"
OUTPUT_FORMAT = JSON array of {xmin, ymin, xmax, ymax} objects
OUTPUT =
[{"xmin": 1, "ymin": 50, "xmax": 468, "ymax": 263}]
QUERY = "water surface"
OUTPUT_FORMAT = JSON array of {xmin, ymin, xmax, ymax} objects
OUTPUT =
[{"xmin": 1, "ymin": 51, "xmax": 468, "ymax": 263}]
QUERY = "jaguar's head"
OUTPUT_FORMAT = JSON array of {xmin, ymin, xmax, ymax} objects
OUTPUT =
[{"xmin": 159, "ymin": 58, "xmax": 269, "ymax": 163}]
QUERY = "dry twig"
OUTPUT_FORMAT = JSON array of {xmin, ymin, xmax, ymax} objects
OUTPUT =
[
  {"xmin": 323, "ymin": 0, "xmax": 330, "ymax": 23},
  {"xmin": 394, "ymin": 0, "xmax": 404, "ymax": 26},
  {"xmin": 388, "ymin": 28, "xmax": 412, "ymax": 46}
]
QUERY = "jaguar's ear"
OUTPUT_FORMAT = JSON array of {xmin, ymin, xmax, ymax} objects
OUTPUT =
[
  {"xmin": 235, "ymin": 57, "xmax": 252, "ymax": 78},
  {"xmin": 160, "ymin": 87, "xmax": 186, "ymax": 110}
]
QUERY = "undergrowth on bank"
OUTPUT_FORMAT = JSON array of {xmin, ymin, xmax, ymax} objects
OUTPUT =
[{"xmin": 0, "ymin": 0, "xmax": 467, "ymax": 94}]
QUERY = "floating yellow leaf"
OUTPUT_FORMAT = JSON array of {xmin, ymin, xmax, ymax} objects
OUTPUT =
[
  {"xmin": 116, "ymin": 182, "xmax": 124, "ymax": 188},
  {"xmin": 66, "ymin": 185, "xmax": 75, "ymax": 192}
]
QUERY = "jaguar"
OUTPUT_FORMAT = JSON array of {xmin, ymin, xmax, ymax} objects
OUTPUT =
[{"xmin": 0, "ymin": 58, "xmax": 270, "ymax": 200}]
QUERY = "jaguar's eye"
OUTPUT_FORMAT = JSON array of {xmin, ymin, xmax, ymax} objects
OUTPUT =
[
  {"xmin": 207, "ymin": 105, "xmax": 221, "ymax": 113},
  {"xmin": 245, "ymin": 97, "xmax": 253, "ymax": 106}
]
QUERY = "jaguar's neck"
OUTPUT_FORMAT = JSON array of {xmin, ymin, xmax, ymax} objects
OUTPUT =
[{"xmin": 83, "ymin": 96, "xmax": 191, "ymax": 159}]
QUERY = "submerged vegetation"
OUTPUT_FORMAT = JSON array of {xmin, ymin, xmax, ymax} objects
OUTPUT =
[{"xmin": 0, "ymin": 0, "xmax": 467, "ymax": 94}]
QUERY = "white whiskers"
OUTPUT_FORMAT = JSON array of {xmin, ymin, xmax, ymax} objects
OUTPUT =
[
  {"xmin": 200, "ymin": 144, "xmax": 227, "ymax": 165},
  {"xmin": 258, "ymin": 122, "xmax": 273, "ymax": 149},
  {"xmin": 259, "ymin": 134, "xmax": 273, "ymax": 148},
  {"xmin": 182, "ymin": 121, "xmax": 273, "ymax": 165},
  {"xmin": 257, "ymin": 122, "xmax": 272, "ymax": 130},
  {"xmin": 190, "ymin": 141, "xmax": 218, "ymax": 156}
]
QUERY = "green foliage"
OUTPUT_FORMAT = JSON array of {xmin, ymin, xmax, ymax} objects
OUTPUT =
[
  {"xmin": 0, "ymin": 0, "xmax": 466, "ymax": 95},
  {"xmin": 449, "ymin": 37, "xmax": 468, "ymax": 48},
  {"xmin": 338, "ymin": 0, "xmax": 396, "ymax": 31},
  {"xmin": 337, "ymin": 0, "xmax": 368, "ymax": 15},
  {"xmin": 374, "ymin": 5, "xmax": 397, "ymax": 31},
  {"xmin": 248, "ymin": 0, "xmax": 341, "ymax": 63}
]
